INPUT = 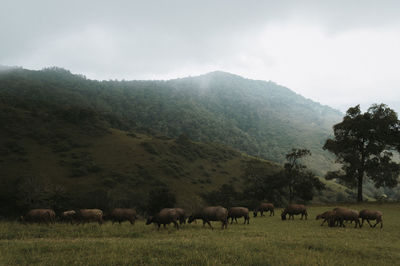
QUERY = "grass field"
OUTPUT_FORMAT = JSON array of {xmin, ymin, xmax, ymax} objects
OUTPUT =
[{"xmin": 1, "ymin": 204, "xmax": 399, "ymax": 265}]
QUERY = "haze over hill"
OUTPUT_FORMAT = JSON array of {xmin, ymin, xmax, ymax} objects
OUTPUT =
[
  {"xmin": 0, "ymin": 67, "xmax": 343, "ymax": 174},
  {"xmin": 2, "ymin": 66, "xmax": 397, "ymax": 216}
]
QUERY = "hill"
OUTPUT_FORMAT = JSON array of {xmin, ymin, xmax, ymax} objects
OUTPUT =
[
  {"xmin": 0, "ymin": 67, "xmax": 343, "ymax": 175},
  {"xmin": 2, "ymin": 67, "xmax": 388, "ymax": 217},
  {"xmin": 0, "ymin": 98, "xmax": 284, "ymax": 216}
]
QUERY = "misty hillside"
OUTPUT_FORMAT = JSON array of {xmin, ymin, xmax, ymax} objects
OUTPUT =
[
  {"xmin": 0, "ymin": 93, "xmax": 362, "ymax": 217},
  {"xmin": 0, "ymin": 67, "xmax": 342, "ymax": 174}
]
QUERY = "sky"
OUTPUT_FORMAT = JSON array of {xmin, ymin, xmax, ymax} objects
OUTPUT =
[{"xmin": 1, "ymin": 0, "xmax": 400, "ymax": 112}]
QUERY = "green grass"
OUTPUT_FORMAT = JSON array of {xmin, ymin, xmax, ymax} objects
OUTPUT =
[{"xmin": 1, "ymin": 204, "xmax": 399, "ymax": 265}]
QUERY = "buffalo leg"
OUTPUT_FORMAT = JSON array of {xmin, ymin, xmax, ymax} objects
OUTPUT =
[
  {"xmin": 372, "ymin": 220, "xmax": 380, "ymax": 228},
  {"xmin": 366, "ymin": 219, "xmax": 373, "ymax": 227},
  {"xmin": 340, "ymin": 219, "xmax": 345, "ymax": 227},
  {"xmin": 354, "ymin": 219, "xmax": 359, "ymax": 228},
  {"xmin": 206, "ymin": 220, "xmax": 213, "ymax": 230},
  {"xmin": 173, "ymin": 221, "xmax": 179, "ymax": 230},
  {"xmin": 222, "ymin": 220, "xmax": 227, "ymax": 229}
]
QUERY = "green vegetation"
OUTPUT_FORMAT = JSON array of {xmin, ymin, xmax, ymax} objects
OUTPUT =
[
  {"xmin": 0, "ymin": 67, "xmax": 342, "ymax": 175},
  {"xmin": 324, "ymin": 104, "xmax": 400, "ymax": 202},
  {"xmin": 1, "ymin": 204, "xmax": 399, "ymax": 265},
  {"xmin": 282, "ymin": 148, "xmax": 325, "ymax": 203},
  {"xmin": 1, "ymin": 67, "xmax": 398, "ymax": 216},
  {"xmin": 0, "ymin": 66, "xmax": 351, "ymax": 217}
]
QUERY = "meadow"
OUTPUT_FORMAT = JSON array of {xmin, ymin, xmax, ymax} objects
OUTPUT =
[{"xmin": 1, "ymin": 204, "xmax": 399, "ymax": 266}]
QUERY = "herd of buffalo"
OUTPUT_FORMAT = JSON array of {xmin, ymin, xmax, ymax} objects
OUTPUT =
[{"xmin": 19, "ymin": 203, "xmax": 383, "ymax": 230}]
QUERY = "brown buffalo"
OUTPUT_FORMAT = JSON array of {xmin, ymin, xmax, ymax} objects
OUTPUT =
[
  {"xmin": 332, "ymin": 207, "xmax": 360, "ymax": 228},
  {"xmin": 281, "ymin": 204, "xmax": 307, "ymax": 220},
  {"xmin": 146, "ymin": 208, "xmax": 179, "ymax": 230},
  {"xmin": 75, "ymin": 209, "xmax": 103, "ymax": 225},
  {"xmin": 60, "ymin": 210, "xmax": 76, "ymax": 224},
  {"xmin": 20, "ymin": 209, "xmax": 55, "ymax": 225},
  {"xmin": 253, "ymin": 203, "xmax": 274, "ymax": 217},
  {"xmin": 228, "ymin": 207, "xmax": 250, "ymax": 224},
  {"xmin": 359, "ymin": 209, "xmax": 383, "ymax": 229},
  {"xmin": 105, "ymin": 208, "xmax": 137, "ymax": 225},
  {"xmin": 316, "ymin": 210, "xmax": 336, "ymax": 226},
  {"xmin": 188, "ymin": 206, "xmax": 228, "ymax": 229},
  {"xmin": 174, "ymin": 208, "xmax": 187, "ymax": 225}
]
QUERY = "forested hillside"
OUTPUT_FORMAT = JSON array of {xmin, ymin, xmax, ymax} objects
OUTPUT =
[
  {"xmin": 0, "ymin": 94, "xmax": 283, "ymax": 216},
  {"xmin": 1, "ymin": 66, "xmax": 388, "ymax": 216},
  {"xmin": 0, "ymin": 67, "xmax": 342, "ymax": 174}
]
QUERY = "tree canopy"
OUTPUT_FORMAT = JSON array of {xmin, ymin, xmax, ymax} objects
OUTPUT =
[
  {"xmin": 243, "ymin": 149, "xmax": 325, "ymax": 205},
  {"xmin": 283, "ymin": 149, "xmax": 325, "ymax": 203},
  {"xmin": 323, "ymin": 104, "xmax": 400, "ymax": 202}
]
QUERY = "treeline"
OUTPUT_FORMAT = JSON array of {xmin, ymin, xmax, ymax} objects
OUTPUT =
[
  {"xmin": 7, "ymin": 174, "xmax": 177, "ymax": 217},
  {"xmin": 203, "ymin": 149, "xmax": 325, "ymax": 208}
]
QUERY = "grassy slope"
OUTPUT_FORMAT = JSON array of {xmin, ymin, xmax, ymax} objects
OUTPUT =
[
  {"xmin": 0, "ymin": 203, "xmax": 399, "ymax": 265},
  {"xmin": 0, "ymin": 102, "xmax": 370, "ymax": 214},
  {"xmin": 0, "ymin": 103, "xmax": 280, "ymax": 211}
]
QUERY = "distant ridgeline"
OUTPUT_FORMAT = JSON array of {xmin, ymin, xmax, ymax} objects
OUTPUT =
[{"xmin": 0, "ymin": 67, "xmax": 342, "ymax": 173}]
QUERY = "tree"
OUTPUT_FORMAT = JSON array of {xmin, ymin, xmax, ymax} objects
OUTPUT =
[
  {"xmin": 147, "ymin": 186, "xmax": 176, "ymax": 215},
  {"xmin": 283, "ymin": 149, "xmax": 325, "ymax": 203},
  {"xmin": 202, "ymin": 184, "xmax": 241, "ymax": 208},
  {"xmin": 323, "ymin": 104, "xmax": 400, "ymax": 202},
  {"xmin": 242, "ymin": 160, "xmax": 287, "ymax": 206},
  {"xmin": 243, "ymin": 150, "xmax": 324, "ymax": 205}
]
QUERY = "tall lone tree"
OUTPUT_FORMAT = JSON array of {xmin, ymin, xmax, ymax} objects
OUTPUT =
[
  {"xmin": 323, "ymin": 104, "xmax": 400, "ymax": 202},
  {"xmin": 284, "ymin": 148, "xmax": 325, "ymax": 203}
]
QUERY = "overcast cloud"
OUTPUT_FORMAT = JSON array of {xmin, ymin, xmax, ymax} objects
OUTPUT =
[{"xmin": 1, "ymin": 0, "xmax": 400, "ymax": 111}]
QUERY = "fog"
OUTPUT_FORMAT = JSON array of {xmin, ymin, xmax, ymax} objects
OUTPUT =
[{"xmin": 1, "ymin": 0, "xmax": 400, "ymax": 111}]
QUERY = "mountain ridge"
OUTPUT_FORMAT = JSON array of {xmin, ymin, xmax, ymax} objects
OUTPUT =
[{"xmin": 0, "ymin": 66, "xmax": 342, "ymax": 174}]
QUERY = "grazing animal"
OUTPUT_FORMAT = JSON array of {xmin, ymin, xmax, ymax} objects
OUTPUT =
[
  {"xmin": 20, "ymin": 209, "xmax": 55, "ymax": 225},
  {"xmin": 75, "ymin": 209, "xmax": 103, "ymax": 225},
  {"xmin": 359, "ymin": 209, "xmax": 383, "ymax": 229},
  {"xmin": 47, "ymin": 209, "xmax": 56, "ymax": 224},
  {"xmin": 146, "ymin": 208, "xmax": 179, "ymax": 230},
  {"xmin": 332, "ymin": 207, "xmax": 360, "ymax": 228},
  {"xmin": 174, "ymin": 208, "xmax": 187, "ymax": 225},
  {"xmin": 60, "ymin": 210, "xmax": 76, "ymax": 224},
  {"xmin": 228, "ymin": 207, "xmax": 250, "ymax": 224},
  {"xmin": 253, "ymin": 203, "xmax": 274, "ymax": 217},
  {"xmin": 188, "ymin": 206, "xmax": 228, "ymax": 229},
  {"xmin": 281, "ymin": 204, "xmax": 307, "ymax": 220},
  {"xmin": 105, "ymin": 208, "xmax": 137, "ymax": 225},
  {"xmin": 316, "ymin": 210, "xmax": 336, "ymax": 227}
]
